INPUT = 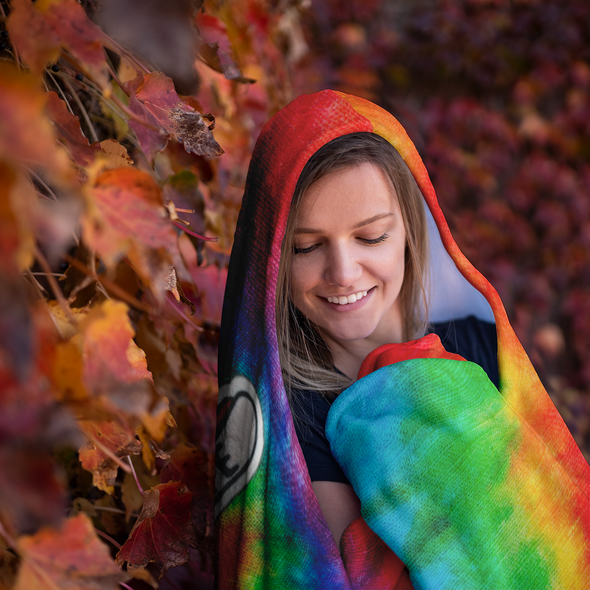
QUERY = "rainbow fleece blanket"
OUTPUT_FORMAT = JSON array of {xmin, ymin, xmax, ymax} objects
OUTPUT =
[{"xmin": 216, "ymin": 90, "xmax": 590, "ymax": 589}]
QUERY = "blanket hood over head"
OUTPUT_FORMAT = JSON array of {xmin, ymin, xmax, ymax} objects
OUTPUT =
[{"xmin": 216, "ymin": 90, "xmax": 590, "ymax": 589}]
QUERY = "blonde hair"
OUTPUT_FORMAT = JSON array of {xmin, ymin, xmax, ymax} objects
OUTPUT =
[{"xmin": 276, "ymin": 133, "xmax": 429, "ymax": 399}]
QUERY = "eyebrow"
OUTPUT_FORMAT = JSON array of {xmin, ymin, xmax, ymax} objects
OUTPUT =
[{"xmin": 294, "ymin": 212, "xmax": 395, "ymax": 235}]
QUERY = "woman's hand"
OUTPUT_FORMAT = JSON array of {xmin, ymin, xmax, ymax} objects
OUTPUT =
[{"xmin": 312, "ymin": 481, "xmax": 361, "ymax": 548}]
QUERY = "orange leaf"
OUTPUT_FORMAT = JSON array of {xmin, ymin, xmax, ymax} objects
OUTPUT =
[
  {"xmin": 127, "ymin": 72, "xmax": 223, "ymax": 162},
  {"xmin": 196, "ymin": 13, "xmax": 253, "ymax": 83},
  {"xmin": 78, "ymin": 420, "xmax": 141, "ymax": 494},
  {"xmin": 0, "ymin": 64, "xmax": 70, "ymax": 175},
  {"xmin": 84, "ymin": 167, "xmax": 177, "ymax": 268},
  {"xmin": 15, "ymin": 514, "xmax": 126, "ymax": 590},
  {"xmin": 81, "ymin": 301, "xmax": 151, "ymax": 385},
  {"xmin": 45, "ymin": 91, "xmax": 99, "ymax": 168},
  {"xmin": 7, "ymin": 0, "xmax": 111, "ymax": 86},
  {"xmin": 116, "ymin": 481, "xmax": 195, "ymax": 578}
]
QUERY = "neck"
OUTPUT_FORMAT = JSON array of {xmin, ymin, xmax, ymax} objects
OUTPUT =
[{"xmin": 321, "ymin": 323, "xmax": 405, "ymax": 382}]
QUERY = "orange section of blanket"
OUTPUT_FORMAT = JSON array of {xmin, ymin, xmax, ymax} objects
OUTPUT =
[
  {"xmin": 340, "ymin": 516, "xmax": 414, "ymax": 590},
  {"xmin": 357, "ymin": 333, "xmax": 466, "ymax": 380}
]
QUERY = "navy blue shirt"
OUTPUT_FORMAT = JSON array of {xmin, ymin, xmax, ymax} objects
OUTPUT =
[{"xmin": 292, "ymin": 316, "xmax": 499, "ymax": 484}]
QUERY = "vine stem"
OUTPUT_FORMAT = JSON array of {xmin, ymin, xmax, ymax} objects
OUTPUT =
[
  {"xmin": 35, "ymin": 246, "xmax": 76, "ymax": 325},
  {"xmin": 119, "ymin": 583, "xmax": 134, "ymax": 590},
  {"xmin": 172, "ymin": 220, "xmax": 218, "ymax": 242},
  {"xmin": 103, "ymin": 33, "xmax": 151, "ymax": 75},
  {"xmin": 127, "ymin": 456, "xmax": 144, "ymax": 495},
  {"xmin": 95, "ymin": 528, "xmax": 122, "ymax": 550},
  {"xmin": 46, "ymin": 69, "xmax": 76, "ymax": 116},
  {"xmin": 25, "ymin": 167, "xmax": 59, "ymax": 202},
  {"xmin": 62, "ymin": 76, "xmax": 100, "ymax": 144}
]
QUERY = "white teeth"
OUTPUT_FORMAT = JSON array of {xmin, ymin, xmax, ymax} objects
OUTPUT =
[{"xmin": 327, "ymin": 290, "xmax": 369, "ymax": 305}]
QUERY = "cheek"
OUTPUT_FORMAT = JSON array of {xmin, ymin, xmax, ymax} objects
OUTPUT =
[{"xmin": 289, "ymin": 260, "xmax": 311, "ymax": 304}]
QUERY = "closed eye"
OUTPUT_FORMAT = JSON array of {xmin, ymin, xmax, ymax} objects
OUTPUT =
[
  {"xmin": 358, "ymin": 233, "xmax": 389, "ymax": 245},
  {"xmin": 293, "ymin": 244, "xmax": 318, "ymax": 255}
]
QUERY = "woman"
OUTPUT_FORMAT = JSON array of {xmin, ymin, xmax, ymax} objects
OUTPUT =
[
  {"xmin": 278, "ymin": 132, "xmax": 498, "ymax": 549},
  {"xmin": 216, "ymin": 90, "xmax": 590, "ymax": 589}
]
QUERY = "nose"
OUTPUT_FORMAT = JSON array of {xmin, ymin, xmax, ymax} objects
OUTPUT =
[{"xmin": 324, "ymin": 243, "xmax": 362, "ymax": 287}]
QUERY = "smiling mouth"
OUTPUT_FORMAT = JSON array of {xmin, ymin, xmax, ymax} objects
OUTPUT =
[{"xmin": 326, "ymin": 290, "xmax": 369, "ymax": 305}]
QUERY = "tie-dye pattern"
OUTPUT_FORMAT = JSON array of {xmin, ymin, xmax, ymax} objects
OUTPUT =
[{"xmin": 216, "ymin": 90, "xmax": 590, "ymax": 589}]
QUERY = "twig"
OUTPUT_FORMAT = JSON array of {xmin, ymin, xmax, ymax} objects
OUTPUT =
[
  {"xmin": 92, "ymin": 506, "xmax": 126, "ymax": 515},
  {"xmin": 106, "ymin": 62, "xmax": 129, "ymax": 97},
  {"xmin": 24, "ymin": 268, "xmax": 47, "ymax": 298},
  {"xmin": 62, "ymin": 76, "xmax": 100, "ymax": 144},
  {"xmin": 120, "ymin": 583, "xmax": 134, "ymax": 590},
  {"xmin": 172, "ymin": 221, "xmax": 218, "ymax": 242},
  {"xmin": 46, "ymin": 69, "xmax": 76, "ymax": 116},
  {"xmin": 35, "ymin": 247, "xmax": 76, "ymax": 324},
  {"xmin": 103, "ymin": 33, "xmax": 151, "ymax": 75},
  {"xmin": 29, "ymin": 271, "xmax": 66, "ymax": 277},
  {"xmin": 70, "ymin": 77, "xmax": 129, "ymax": 125},
  {"xmin": 127, "ymin": 456, "xmax": 144, "ymax": 495},
  {"xmin": 167, "ymin": 297, "xmax": 203, "ymax": 331},
  {"xmin": 95, "ymin": 528, "xmax": 123, "ymax": 550},
  {"xmin": 64, "ymin": 254, "xmax": 153, "ymax": 313},
  {"xmin": 25, "ymin": 167, "xmax": 59, "ymax": 202}
]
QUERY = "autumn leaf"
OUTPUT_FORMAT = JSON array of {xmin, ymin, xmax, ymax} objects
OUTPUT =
[
  {"xmin": 78, "ymin": 420, "xmax": 141, "ymax": 494},
  {"xmin": 7, "ymin": 0, "xmax": 111, "ymax": 86},
  {"xmin": 53, "ymin": 300, "xmax": 156, "ymax": 423},
  {"xmin": 0, "ymin": 64, "xmax": 71, "ymax": 176},
  {"xmin": 127, "ymin": 72, "xmax": 223, "ymax": 162},
  {"xmin": 45, "ymin": 91, "xmax": 99, "ymax": 168},
  {"xmin": 116, "ymin": 481, "xmax": 195, "ymax": 578},
  {"xmin": 0, "ymin": 447, "xmax": 66, "ymax": 534},
  {"xmin": 160, "ymin": 443, "xmax": 214, "ymax": 540},
  {"xmin": 97, "ymin": 139, "xmax": 134, "ymax": 170},
  {"xmin": 83, "ymin": 167, "xmax": 180, "ymax": 292},
  {"xmin": 14, "ymin": 514, "xmax": 126, "ymax": 590}
]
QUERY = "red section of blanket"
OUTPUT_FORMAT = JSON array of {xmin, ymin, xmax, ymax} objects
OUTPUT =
[
  {"xmin": 358, "ymin": 333, "xmax": 466, "ymax": 380},
  {"xmin": 340, "ymin": 517, "xmax": 415, "ymax": 590}
]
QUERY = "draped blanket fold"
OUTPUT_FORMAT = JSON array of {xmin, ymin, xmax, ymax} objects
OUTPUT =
[{"xmin": 216, "ymin": 90, "xmax": 590, "ymax": 589}]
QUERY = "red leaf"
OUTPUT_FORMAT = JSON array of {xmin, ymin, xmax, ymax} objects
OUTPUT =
[
  {"xmin": 0, "ymin": 447, "xmax": 66, "ymax": 534},
  {"xmin": 196, "ymin": 13, "xmax": 252, "ymax": 83},
  {"xmin": 127, "ymin": 72, "xmax": 223, "ymax": 162},
  {"xmin": 0, "ymin": 64, "xmax": 71, "ymax": 175},
  {"xmin": 116, "ymin": 481, "xmax": 196, "ymax": 578},
  {"xmin": 7, "ymin": 0, "xmax": 111, "ymax": 86},
  {"xmin": 160, "ymin": 443, "xmax": 214, "ymax": 538},
  {"xmin": 45, "ymin": 91, "xmax": 99, "ymax": 167},
  {"xmin": 15, "ymin": 514, "xmax": 127, "ymax": 590}
]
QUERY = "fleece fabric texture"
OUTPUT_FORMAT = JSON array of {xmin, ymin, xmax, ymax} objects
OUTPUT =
[{"xmin": 216, "ymin": 90, "xmax": 590, "ymax": 589}]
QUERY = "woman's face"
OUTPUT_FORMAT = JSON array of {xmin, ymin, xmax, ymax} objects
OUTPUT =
[{"xmin": 290, "ymin": 162, "xmax": 407, "ymax": 349}]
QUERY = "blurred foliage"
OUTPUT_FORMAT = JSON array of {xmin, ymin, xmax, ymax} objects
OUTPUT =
[{"xmin": 0, "ymin": 0, "xmax": 589, "ymax": 588}]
